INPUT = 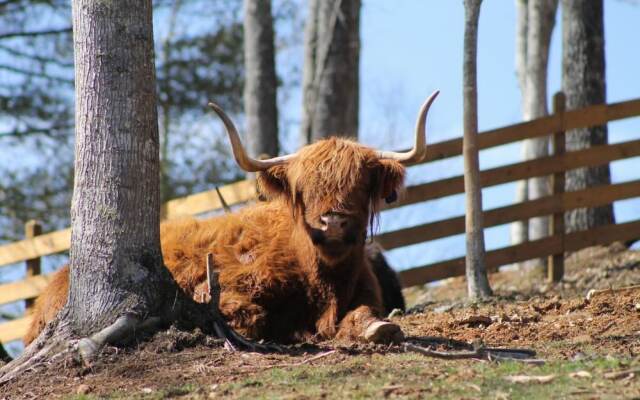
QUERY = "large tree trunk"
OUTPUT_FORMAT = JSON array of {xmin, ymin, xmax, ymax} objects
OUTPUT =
[
  {"xmin": 463, "ymin": 0, "xmax": 492, "ymax": 300},
  {"xmin": 300, "ymin": 0, "xmax": 360, "ymax": 144},
  {"xmin": 562, "ymin": 0, "xmax": 614, "ymax": 231},
  {"xmin": 511, "ymin": 0, "xmax": 558, "ymax": 246},
  {"xmin": 243, "ymin": 0, "xmax": 279, "ymax": 159},
  {"xmin": 64, "ymin": 0, "xmax": 169, "ymax": 334}
]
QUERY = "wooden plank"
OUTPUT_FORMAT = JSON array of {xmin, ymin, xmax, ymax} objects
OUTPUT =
[
  {"xmin": 606, "ymin": 98, "xmax": 640, "ymax": 122},
  {"xmin": 399, "ymin": 219, "xmax": 640, "ymax": 288},
  {"xmin": 24, "ymin": 220, "xmax": 42, "ymax": 309},
  {"xmin": 162, "ymin": 179, "xmax": 256, "ymax": 219},
  {"xmin": 563, "ymin": 220, "xmax": 640, "ymax": 253},
  {"xmin": 378, "ymin": 180, "xmax": 640, "ymax": 250},
  {"xmin": 388, "ymin": 138, "xmax": 640, "ymax": 210},
  {"xmin": 0, "ymin": 316, "xmax": 31, "ymax": 344},
  {"xmin": 548, "ymin": 92, "xmax": 566, "ymax": 282},
  {"xmin": 416, "ymin": 97, "xmax": 640, "ymax": 163},
  {"xmin": 0, "ymin": 274, "xmax": 54, "ymax": 306},
  {"xmin": 0, "ymin": 228, "xmax": 71, "ymax": 269}
]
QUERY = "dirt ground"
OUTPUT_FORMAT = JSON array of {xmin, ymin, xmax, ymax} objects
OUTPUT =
[{"xmin": 1, "ymin": 243, "xmax": 639, "ymax": 399}]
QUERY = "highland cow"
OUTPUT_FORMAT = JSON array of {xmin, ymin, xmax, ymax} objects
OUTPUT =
[{"xmin": 24, "ymin": 91, "xmax": 438, "ymax": 346}]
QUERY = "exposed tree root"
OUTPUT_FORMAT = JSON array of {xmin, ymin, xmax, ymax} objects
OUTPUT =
[{"xmin": 77, "ymin": 314, "xmax": 143, "ymax": 365}]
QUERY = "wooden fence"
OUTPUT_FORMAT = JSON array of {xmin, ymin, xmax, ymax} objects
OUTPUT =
[{"xmin": 1, "ymin": 92, "xmax": 640, "ymax": 344}]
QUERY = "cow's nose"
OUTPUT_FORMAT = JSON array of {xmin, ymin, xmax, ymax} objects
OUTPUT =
[{"xmin": 320, "ymin": 213, "xmax": 349, "ymax": 234}]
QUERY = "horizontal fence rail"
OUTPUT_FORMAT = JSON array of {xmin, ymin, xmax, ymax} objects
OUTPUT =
[
  {"xmin": 399, "ymin": 219, "xmax": 640, "ymax": 287},
  {"xmin": 1, "ymin": 94, "xmax": 640, "ymax": 344},
  {"xmin": 378, "ymin": 179, "xmax": 640, "ymax": 250}
]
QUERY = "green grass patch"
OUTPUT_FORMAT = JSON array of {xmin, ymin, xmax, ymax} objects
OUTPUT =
[
  {"xmin": 78, "ymin": 354, "xmax": 640, "ymax": 399},
  {"xmin": 210, "ymin": 354, "xmax": 640, "ymax": 400}
]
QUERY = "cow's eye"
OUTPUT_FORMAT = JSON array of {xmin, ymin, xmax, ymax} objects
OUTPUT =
[{"xmin": 385, "ymin": 190, "xmax": 398, "ymax": 204}]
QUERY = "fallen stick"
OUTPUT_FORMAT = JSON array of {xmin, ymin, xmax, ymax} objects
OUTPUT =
[
  {"xmin": 215, "ymin": 186, "xmax": 232, "ymax": 214},
  {"xmin": 405, "ymin": 343, "xmax": 481, "ymax": 360},
  {"xmin": 404, "ymin": 343, "xmax": 544, "ymax": 364},
  {"xmin": 604, "ymin": 368, "xmax": 640, "ymax": 380}
]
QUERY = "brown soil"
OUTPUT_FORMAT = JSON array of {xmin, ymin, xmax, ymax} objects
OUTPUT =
[{"xmin": 1, "ymin": 244, "xmax": 639, "ymax": 399}]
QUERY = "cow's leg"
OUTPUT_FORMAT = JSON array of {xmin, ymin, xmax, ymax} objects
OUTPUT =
[{"xmin": 336, "ymin": 269, "xmax": 404, "ymax": 344}]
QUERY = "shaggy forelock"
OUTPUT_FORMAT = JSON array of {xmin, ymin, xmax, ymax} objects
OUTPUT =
[{"xmin": 288, "ymin": 138, "xmax": 377, "ymax": 210}]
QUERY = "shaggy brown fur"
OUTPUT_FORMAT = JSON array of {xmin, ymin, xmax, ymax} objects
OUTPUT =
[{"xmin": 24, "ymin": 138, "xmax": 405, "ymax": 345}]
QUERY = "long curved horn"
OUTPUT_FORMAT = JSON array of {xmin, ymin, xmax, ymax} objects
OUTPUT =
[
  {"xmin": 208, "ymin": 102, "xmax": 296, "ymax": 172},
  {"xmin": 376, "ymin": 90, "xmax": 439, "ymax": 165}
]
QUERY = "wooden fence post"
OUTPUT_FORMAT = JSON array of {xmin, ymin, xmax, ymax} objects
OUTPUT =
[
  {"xmin": 25, "ymin": 220, "xmax": 42, "ymax": 310},
  {"xmin": 548, "ymin": 92, "xmax": 566, "ymax": 282}
]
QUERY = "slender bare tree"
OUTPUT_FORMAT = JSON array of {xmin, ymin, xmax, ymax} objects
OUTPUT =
[
  {"xmin": 562, "ymin": 0, "xmax": 614, "ymax": 231},
  {"xmin": 243, "ymin": 0, "xmax": 279, "ymax": 159},
  {"xmin": 463, "ymin": 0, "xmax": 493, "ymax": 300},
  {"xmin": 511, "ymin": 0, "xmax": 558, "ymax": 247},
  {"xmin": 300, "ymin": 0, "xmax": 360, "ymax": 144}
]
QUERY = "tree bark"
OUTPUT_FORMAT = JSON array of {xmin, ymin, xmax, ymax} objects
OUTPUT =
[
  {"xmin": 65, "ymin": 0, "xmax": 170, "ymax": 335},
  {"xmin": 300, "ymin": 0, "xmax": 360, "ymax": 144},
  {"xmin": 243, "ymin": 0, "xmax": 279, "ymax": 159},
  {"xmin": 511, "ymin": 0, "xmax": 558, "ymax": 246},
  {"xmin": 463, "ymin": 0, "xmax": 492, "ymax": 300},
  {"xmin": 562, "ymin": 0, "xmax": 614, "ymax": 232}
]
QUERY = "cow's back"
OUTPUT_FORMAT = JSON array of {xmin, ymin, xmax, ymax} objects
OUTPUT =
[{"xmin": 161, "ymin": 201, "xmax": 297, "ymax": 296}]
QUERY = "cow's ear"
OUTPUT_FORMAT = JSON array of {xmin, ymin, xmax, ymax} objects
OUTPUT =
[
  {"xmin": 375, "ymin": 159, "xmax": 405, "ymax": 204},
  {"xmin": 257, "ymin": 165, "xmax": 289, "ymax": 200}
]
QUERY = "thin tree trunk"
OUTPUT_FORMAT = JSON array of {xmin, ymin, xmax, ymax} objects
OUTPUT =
[
  {"xmin": 159, "ymin": 0, "xmax": 182, "ymax": 202},
  {"xmin": 511, "ymin": 0, "xmax": 529, "ymax": 245},
  {"xmin": 65, "ymin": 0, "xmax": 170, "ymax": 334},
  {"xmin": 463, "ymin": 0, "xmax": 492, "ymax": 300},
  {"xmin": 300, "ymin": 0, "xmax": 319, "ymax": 146},
  {"xmin": 524, "ymin": 0, "xmax": 557, "ymax": 242},
  {"xmin": 243, "ymin": 0, "xmax": 278, "ymax": 160},
  {"xmin": 512, "ymin": 0, "xmax": 558, "ymax": 247},
  {"xmin": 300, "ymin": 0, "xmax": 360, "ymax": 144},
  {"xmin": 562, "ymin": 0, "xmax": 614, "ymax": 232}
]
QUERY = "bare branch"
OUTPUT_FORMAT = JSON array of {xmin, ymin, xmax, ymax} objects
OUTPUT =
[
  {"xmin": 0, "ymin": 44, "xmax": 73, "ymax": 68},
  {"xmin": 0, "ymin": 27, "xmax": 72, "ymax": 40},
  {"xmin": 0, "ymin": 124, "xmax": 73, "ymax": 139},
  {"xmin": 0, "ymin": 64, "xmax": 73, "ymax": 84}
]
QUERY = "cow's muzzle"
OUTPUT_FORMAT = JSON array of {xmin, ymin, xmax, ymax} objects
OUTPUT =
[{"xmin": 310, "ymin": 213, "xmax": 359, "ymax": 246}]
